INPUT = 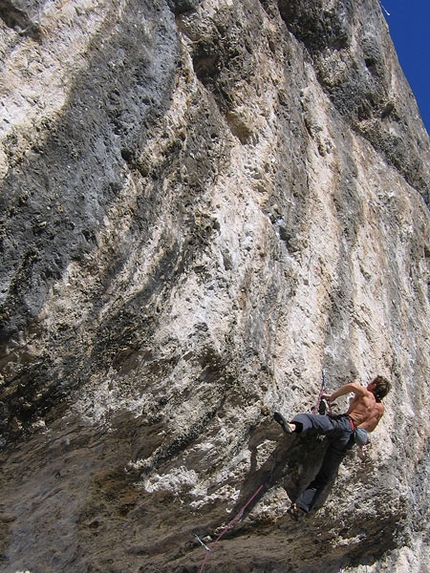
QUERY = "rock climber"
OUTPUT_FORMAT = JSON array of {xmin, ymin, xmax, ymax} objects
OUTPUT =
[{"xmin": 274, "ymin": 375, "xmax": 391, "ymax": 520}]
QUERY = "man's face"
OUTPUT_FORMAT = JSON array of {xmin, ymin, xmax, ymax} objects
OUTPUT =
[{"xmin": 367, "ymin": 380, "xmax": 377, "ymax": 392}]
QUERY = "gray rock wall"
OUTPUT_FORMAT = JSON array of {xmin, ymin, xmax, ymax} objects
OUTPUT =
[{"xmin": 1, "ymin": 0, "xmax": 429, "ymax": 571}]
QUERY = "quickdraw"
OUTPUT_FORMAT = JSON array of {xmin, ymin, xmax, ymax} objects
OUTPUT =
[{"xmin": 311, "ymin": 369, "xmax": 332, "ymax": 414}]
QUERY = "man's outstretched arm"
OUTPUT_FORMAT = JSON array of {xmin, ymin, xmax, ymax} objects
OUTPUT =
[{"xmin": 322, "ymin": 382, "xmax": 367, "ymax": 402}]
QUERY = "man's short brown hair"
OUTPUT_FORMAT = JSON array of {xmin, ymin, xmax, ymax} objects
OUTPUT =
[{"xmin": 372, "ymin": 375, "xmax": 391, "ymax": 402}]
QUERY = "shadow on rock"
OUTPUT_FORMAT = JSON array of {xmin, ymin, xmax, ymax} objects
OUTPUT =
[{"xmin": 227, "ymin": 418, "xmax": 333, "ymax": 526}]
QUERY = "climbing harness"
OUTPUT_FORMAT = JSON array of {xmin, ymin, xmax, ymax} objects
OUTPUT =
[{"xmin": 197, "ymin": 484, "xmax": 265, "ymax": 572}]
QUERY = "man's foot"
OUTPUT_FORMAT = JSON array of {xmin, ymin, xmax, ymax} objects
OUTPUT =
[
  {"xmin": 286, "ymin": 503, "xmax": 303, "ymax": 521},
  {"xmin": 318, "ymin": 398, "xmax": 329, "ymax": 415},
  {"xmin": 273, "ymin": 412, "xmax": 295, "ymax": 434}
]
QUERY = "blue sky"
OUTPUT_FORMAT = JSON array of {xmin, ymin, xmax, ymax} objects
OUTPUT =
[{"xmin": 382, "ymin": 0, "xmax": 430, "ymax": 135}]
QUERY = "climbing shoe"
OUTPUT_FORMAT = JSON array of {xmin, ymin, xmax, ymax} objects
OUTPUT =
[
  {"xmin": 274, "ymin": 412, "xmax": 294, "ymax": 434},
  {"xmin": 286, "ymin": 503, "xmax": 304, "ymax": 521}
]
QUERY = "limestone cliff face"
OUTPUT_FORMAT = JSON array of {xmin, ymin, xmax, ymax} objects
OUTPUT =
[{"xmin": 1, "ymin": 1, "xmax": 429, "ymax": 572}]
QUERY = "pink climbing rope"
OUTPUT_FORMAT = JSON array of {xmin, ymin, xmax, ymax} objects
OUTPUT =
[
  {"xmin": 311, "ymin": 370, "xmax": 332, "ymax": 414},
  {"xmin": 311, "ymin": 382, "xmax": 326, "ymax": 414},
  {"xmin": 198, "ymin": 483, "xmax": 265, "ymax": 573}
]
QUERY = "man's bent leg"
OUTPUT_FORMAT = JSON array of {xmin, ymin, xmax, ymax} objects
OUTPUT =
[
  {"xmin": 294, "ymin": 442, "xmax": 349, "ymax": 512},
  {"xmin": 291, "ymin": 413, "xmax": 338, "ymax": 435}
]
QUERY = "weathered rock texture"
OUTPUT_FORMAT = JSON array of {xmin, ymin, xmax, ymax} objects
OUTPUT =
[{"xmin": 1, "ymin": 0, "xmax": 430, "ymax": 571}]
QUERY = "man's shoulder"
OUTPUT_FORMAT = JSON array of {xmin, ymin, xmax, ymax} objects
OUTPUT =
[{"xmin": 347, "ymin": 382, "xmax": 369, "ymax": 396}]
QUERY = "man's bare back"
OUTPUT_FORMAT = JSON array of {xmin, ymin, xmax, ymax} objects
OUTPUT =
[{"xmin": 323, "ymin": 381, "xmax": 385, "ymax": 433}]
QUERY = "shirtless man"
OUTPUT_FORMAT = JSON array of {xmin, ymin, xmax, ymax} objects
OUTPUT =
[
  {"xmin": 274, "ymin": 375, "xmax": 391, "ymax": 519},
  {"xmin": 329, "ymin": 380, "xmax": 386, "ymax": 432}
]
